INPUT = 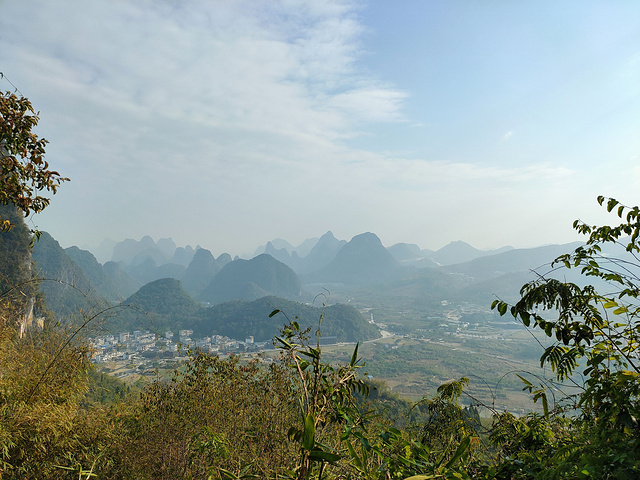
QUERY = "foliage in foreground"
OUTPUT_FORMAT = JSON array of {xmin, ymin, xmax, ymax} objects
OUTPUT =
[{"xmin": 492, "ymin": 196, "xmax": 640, "ymax": 478}]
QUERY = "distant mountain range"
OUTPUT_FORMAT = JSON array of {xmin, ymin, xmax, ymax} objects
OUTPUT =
[
  {"xmin": 92, "ymin": 232, "xmax": 522, "ymax": 282},
  {"xmin": 260, "ymin": 231, "xmax": 347, "ymax": 274},
  {"xmin": 27, "ymin": 232, "xmax": 381, "ymax": 340},
  {"xmin": 37, "ymin": 230, "xmax": 588, "ymax": 308},
  {"xmin": 429, "ymin": 241, "xmax": 514, "ymax": 266},
  {"xmin": 442, "ymin": 242, "xmax": 583, "ymax": 280},
  {"xmin": 28, "ymin": 228, "xmax": 590, "ymax": 342},
  {"xmin": 181, "ymin": 249, "xmax": 230, "ymax": 298}
]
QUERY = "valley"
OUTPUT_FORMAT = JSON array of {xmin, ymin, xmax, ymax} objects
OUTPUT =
[{"xmin": 28, "ymin": 228, "xmax": 578, "ymax": 414}]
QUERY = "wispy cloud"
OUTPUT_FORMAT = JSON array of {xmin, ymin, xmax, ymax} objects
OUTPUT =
[
  {"xmin": 0, "ymin": 0, "xmax": 412, "ymax": 249},
  {"xmin": 328, "ymin": 87, "xmax": 407, "ymax": 122},
  {"xmin": 2, "ymin": 0, "xmax": 405, "ymax": 157}
]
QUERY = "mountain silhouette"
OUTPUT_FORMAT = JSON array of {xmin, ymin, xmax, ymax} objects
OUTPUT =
[
  {"xmin": 296, "ymin": 231, "xmax": 346, "ymax": 274},
  {"xmin": 387, "ymin": 243, "xmax": 421, "ymax": 261},
  {"xmin": 182, "ymin": 248, "xmax": 222, "ymax": 297},
  {"xmin": 429, "ymin": 241, "xmax": 514, "ymax": 266},
  {"xmin": 198, "ymin": 254, "xmax": 302, "ymax": 304},
  {"xmin": 311, "ymin": 232, "xmax": 401, "ymax": 284},
  {"xmin": 124, "ymin": 278, "xmax": 202, "ymax": 316}
]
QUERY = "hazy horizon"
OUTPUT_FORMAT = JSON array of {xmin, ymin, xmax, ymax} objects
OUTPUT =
[
  {"xmin": 2, "ymin": 1, "xmax": 638, "ymax": 255},
  {"xmin": 68, "ymin": 230, "xmax": 585, "ymax": 266}
]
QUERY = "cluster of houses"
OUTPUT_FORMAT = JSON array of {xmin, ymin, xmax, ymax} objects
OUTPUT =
[{"xmin": 90, "ymin": 329, "xmax": 269, "ymax": 364}]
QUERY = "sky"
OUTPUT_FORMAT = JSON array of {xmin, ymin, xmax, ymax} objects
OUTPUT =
[{"xmin": 1, "ymin": 0, "xmax": 639, "ymax": 257}]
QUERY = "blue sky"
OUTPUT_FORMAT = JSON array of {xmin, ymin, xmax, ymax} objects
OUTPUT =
[{"xmin": 1, "ymin": 0, "xmax": 639, "ymax": 257}]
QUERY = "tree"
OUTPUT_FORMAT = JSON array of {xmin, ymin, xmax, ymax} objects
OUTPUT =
[
  {"xmin": 492, "ymin": 196, "xmax": 640, "ymax": 478},
  {"xmin": 0, "ymin": 91, "xmax": 68, "ymax": 232}
]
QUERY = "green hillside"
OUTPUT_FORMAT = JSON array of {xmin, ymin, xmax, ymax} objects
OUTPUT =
[
  {"xmin": 32, "ymin": 232, "xmax": 108, "ymax": 318},
  {"xmin": 195, "ymin": 295, "xmax": 379, "ymax": 342},
  {"xmin": 117, "ymin": 277, "xmax": 205, "ymax": 333},
  {"xmin": 65, "ymin": 246, "xmax": 123, "ymax": 302}
]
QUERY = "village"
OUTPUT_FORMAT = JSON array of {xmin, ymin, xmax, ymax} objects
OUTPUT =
[{"xmin": 89, "ymin": 329, "xmax": 270, "ymax": 380}]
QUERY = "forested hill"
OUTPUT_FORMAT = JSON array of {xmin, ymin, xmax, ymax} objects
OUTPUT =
[
  {"xmin": 195, "ymin": 295, "xmax": 379, "ymax": 342},
  {"xmin": 113, "ymin": 277, "xmax": 205, "ymax": 332},
  {"xmin": 112, "ymin": 282, "xmax": 378, "ymax": 342},
  {"xmin": 31, "ymin": 232, "xmax": 106, "ymax": 317}
]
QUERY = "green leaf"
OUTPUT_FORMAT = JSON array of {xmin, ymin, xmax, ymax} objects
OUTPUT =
[
  {"xmin": 299, "ymin": 348, "xmax": 320, "ymax": 360},
  {"xmin": 274, "ymin": 336, "xmax": 293, "ymax": 350},
  {"xmin": 302, "ymin": 412, "xmax": 315, "ymax": 451},
  {"xmin": 612, "ymin": 306, "xmax": 628, "ymax": 315},
  {"xmin": 350, "ymin": 342, "xmax": 360, "ymax": 367},
  {"xmin": 268, "ymin": 309, "xmax": 280, "ymax": 317},
  {"xmin": 617, "ymin": 370, "xmax": 640, "ymax": 382},
  {"xmin": 540, "ymin": 392, "xmax": 549, "ymax": 416},
  {"xmin": 516, "ymin": 374, "xmax": 533, "ymax": 388},
  {"xmin": 445, "ymin": 435, "xmax": 471, "ymax": 468},
  {"xmin": 309, "ymin": 447, "xmax": 341, "ymax": 463},
  {"xmin": 346, "ymin": 440, "xmax": 363, "ymax": 469}
]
